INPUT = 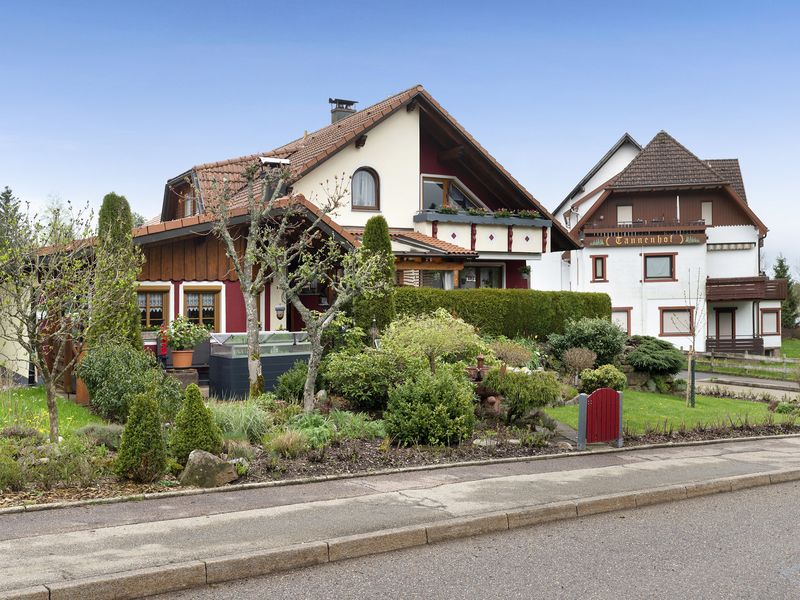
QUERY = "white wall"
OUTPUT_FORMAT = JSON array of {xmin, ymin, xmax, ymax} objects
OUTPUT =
[
  {"xmin": 292, "ymin": 109, "xmax": 421, "ymax": 229},
  {"xmin": 705, "ymin": 226, "xmax": 760, "ymax": 278}
]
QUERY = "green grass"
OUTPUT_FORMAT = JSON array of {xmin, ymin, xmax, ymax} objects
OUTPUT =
[
  {"xmin": 782, "ymin": 339, "xmax": 800, "ymax": 359},
  {"xmin": 0, "ymin": 386, "xmax": 103, "ymax": 437},
  {"xmin": 545, "ymin": 390, "xmax": 791, "ymax": 435}
]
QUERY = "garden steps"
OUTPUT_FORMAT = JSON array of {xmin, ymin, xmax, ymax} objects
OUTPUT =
[{"xmin": 2, "ymin": 436, "xmax": 800, "ymax": 596}]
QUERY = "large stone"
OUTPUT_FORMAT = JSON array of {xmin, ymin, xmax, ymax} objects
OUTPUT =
[{"xmin": 180, "ymin": 450, "xmax": 238, "ymax": 488}]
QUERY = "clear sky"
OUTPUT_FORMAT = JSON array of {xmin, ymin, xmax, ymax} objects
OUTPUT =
[{"xmin": 1, "ymin": 1, "xmax": 798, "ymax": 270}]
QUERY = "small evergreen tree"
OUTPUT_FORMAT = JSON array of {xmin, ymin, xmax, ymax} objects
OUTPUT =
[
  {"xmin": 354, "ymin": 215, "xmax": 396, "ymax": 332},
  {"xmin": 170, "ymin": 384, "xmax": 223, "ymax": 464},
  {"xmin": 86, "ymin": 192, "xmax": 143, "ymax": 348},
  {"xmin": 773, "ymin": 255, "xmax": 798, "ymax": 329},
  {"xmin": 115, "ymin": 393, "xmax": 167, "ymax": 482}
]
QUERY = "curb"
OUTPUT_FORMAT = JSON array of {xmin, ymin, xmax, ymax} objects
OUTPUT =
[
  {"xmin": 3, "ymin": 467, "xmax": 800, "ymax": 600},
  {"xmin": 2, "ymin": 432, "xmax": 800, "ymax": 517},
  {"xmin": 705, "ymin": 377, "xmax": 799, "ymax": 393}
]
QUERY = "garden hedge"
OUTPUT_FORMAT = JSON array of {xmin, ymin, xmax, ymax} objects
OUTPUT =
[{"xmin": 394, "ymin": 288, "xmax": 611, "ymax": 339}]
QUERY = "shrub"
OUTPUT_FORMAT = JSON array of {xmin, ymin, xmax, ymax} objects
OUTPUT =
[
  {"xmin": 626, "ymin": 336, "xmax": 685, "ymax": 376},
  {"xmin": 328, "ymin": 410, "xmax": 386, "ymax": 440},
  {"xmin": 489, "ymin": 338, "xmax": 533, "ymax": 368},
  {"xmin": 275, "ymin": 361, "xmax": 310, "ymax": 404},
  {"xmin": 288, "ymin": 411, "xmax": 333, "ymax": 449},
  {"xmin": 75, "ymin": 423, "xmax": 124, "ymax": 450},
  {"xmin": 394, "ymin": 287, "xmax": 611, "ymax": 339},
  {"xmin": 353, "ymin": 215, "xmax": 396, "ymax": 332},
  {"xmin": 115, "ymin": 393, "xmax": 167, "ymax": 482},
  {"xmin": 483, "ymin": 368, "xmax": 561, "ymax": 424},
  {"xmin": 547, "ymin": 317, "xmax": 626, "ymax": 366},
  {"xmin": 579, "ymin": 364, "xmax": 627, "ymax": 393},
  {"xmin": 562, "ymin": 347, "xmax": 597, "ymax": 380},
  {"xmin": 76, "ymin": 343, "xmax": 158, "ymax": 422},
  {"xmin": 0, "ymin": 452, "xmax": 23, "ymax": 491},
  {"xmin": 148, "ymin": 370, "xmax": 185, "ymax": 424},
  {"xmin": 384, "ymin": 367, "xmax": 476, "ymax": 446},
  {"xmin": 170, "ymin": 384, "xmax": 223, "ymax": 464},
  {"xmin": 265, "ymin": 430, "xmax": 309, "ymax": 458},
  {"xmin": 206, "ymin": 399, "xmax": 272, "ymax": 444},
  {"xmin": 324, "ymin": 350, "xmax": 407, "ymax": 411},
  {"xmin": 775, "ymin": 402, "xmax": 797, "ymax": 415},
  {"xmin": 381, "ymin": 308, "xmax": 485, "ymax": 373}
]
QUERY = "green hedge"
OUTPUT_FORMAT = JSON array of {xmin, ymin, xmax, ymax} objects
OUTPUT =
[{"xmin": 394, "ymin": 288, "xmax": 611, "ymax": 339}]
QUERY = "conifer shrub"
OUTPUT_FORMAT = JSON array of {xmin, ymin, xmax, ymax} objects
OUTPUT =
[
  {"xmin": 625, "ymin": 335, "xmax": 684, "ymax": 376},
  {"xmin": 170, "ymin": 384, "xmax": 223, "ymax": 464},
  {"xmin": 548, "ymin": 317, "xmax": 626, "ymax": 366},
  {"xmin": 353, "ymin": 215, "xmax": 396, "ymax": 332},
  {"xmin": 114, "ymin": 393, "xmax": 167, "ymax": 482}
]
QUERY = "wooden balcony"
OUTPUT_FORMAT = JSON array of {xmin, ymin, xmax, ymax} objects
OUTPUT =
[
  {"xmin": 583, "ymin": 219, "xmax": 707, "ymax": 236},
  {"xmin": 706, "ymin": 336, "xmax": 765, "ymax": 355},
  {"xmin": 706, "ymin": 277, "xmax": 788, "ymax": 302}
]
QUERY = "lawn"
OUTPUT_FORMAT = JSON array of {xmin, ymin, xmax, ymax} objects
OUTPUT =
[
  {"xmin": 545, "ymin": 390, "xmax": 790, "ymax": 435},
  {"xmin": 782, "ymin": 339, "xmax": 800, "ymax": 359},
  {"xmin": 0, "ymin": 386, "xmax": 103, "ymax": 436}
]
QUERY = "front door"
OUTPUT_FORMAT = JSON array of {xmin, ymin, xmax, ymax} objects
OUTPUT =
[{"xmin": 716, "ymin": 308, "xmax": 735, "ymax": 340}]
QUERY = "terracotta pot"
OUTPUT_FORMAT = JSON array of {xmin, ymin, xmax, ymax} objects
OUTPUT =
[{"xmin": 171, "ymin": 349, "xmax": 194, "ymax": 369}]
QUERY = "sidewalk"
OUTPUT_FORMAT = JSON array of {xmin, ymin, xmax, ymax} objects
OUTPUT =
[{"xmin": 2, "ymin": 436, "xmax": 800, "ymax": 595}]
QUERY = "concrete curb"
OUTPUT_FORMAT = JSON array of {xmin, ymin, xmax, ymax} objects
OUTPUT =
[
  {"xmin": 2, "ymin": 432, "xmax": 799, "ymax": 517},
  {"xmin": 2, "ymin": 467, "xmax": 799, "ymax": 599}
]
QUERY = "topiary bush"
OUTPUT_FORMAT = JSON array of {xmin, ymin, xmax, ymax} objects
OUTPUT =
[
  {"xmin": 323, "ymin": 349, "xmax": 408, "ymax": 411},
  {"xmin": 170, "ymin": 384, "xmax": 223, "ymax": 465},
  {"xmin": 384, "ymin": 366, "xmax": 476, "ymax": 446},
  {"xmin": 579, "ymin": 364, "xmax": 627, "ymax": 393},
  {"xmin": 353, "ymin": 215, "xmax": 396, "ymax": 332},
  {"xmin": 625, "ymin": 336, "xmax": 685, "ymax": 376},
  {"xmin": 547, "ymin": 317, "xmax": 626, "ymax": 367},
  {"xmin": 114, "ymin": 393, "xmax": 167, "ymax": 482},
  {"xmin": 395, "ymin": 287, "xmax": 611, "ymax": 339},
  {"xmin": 483, "ymin": 368, "xmax": 561, "ymax": 425}
]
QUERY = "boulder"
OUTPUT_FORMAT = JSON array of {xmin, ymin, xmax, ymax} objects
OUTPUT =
[
  {"xmin": 556, "ymin": 441, "xmax": 574, "ymax": 451},
  {"xmin": 180, "ymin": 449, "xmax": 238, "ymax": 488}
]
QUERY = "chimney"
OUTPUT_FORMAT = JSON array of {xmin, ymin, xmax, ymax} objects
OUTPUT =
[{"xmin": 329, "ymin": 98, "xmax": 357, "ymax": 123}]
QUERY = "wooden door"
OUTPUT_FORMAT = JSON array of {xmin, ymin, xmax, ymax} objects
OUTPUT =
[{"xmin": 716, "ymin": 308, "xmax": 735, "ymax": 340}]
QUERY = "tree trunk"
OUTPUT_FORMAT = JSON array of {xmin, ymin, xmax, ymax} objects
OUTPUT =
[
  {"xmin": 303, "ymin": 329, "xmax": 323, "ymax": 412},
  {"xmin": 45, "ymin": 380, "xmax": 59, "ymax": 443},
  {"xmin": 428, "ymin": 354, "xmax": 436, "ymax": 374},
  {"xmin": 244, "ymin": 292, "xmax": 263, "ymax": 397}
]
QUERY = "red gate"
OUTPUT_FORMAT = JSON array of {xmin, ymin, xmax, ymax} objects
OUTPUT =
[{"xmin": 577, "ymin": 388, "xmax": 623, "ymax": 450}]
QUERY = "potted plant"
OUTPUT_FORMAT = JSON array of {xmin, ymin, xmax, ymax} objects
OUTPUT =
[{"xmin": 160, "ymin": 316, "xmax": 210, "ymax": 368}]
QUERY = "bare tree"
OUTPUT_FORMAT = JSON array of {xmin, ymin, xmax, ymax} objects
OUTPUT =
[
  {"xmin": 672, "ymin": 270, "xmax": 707, "ymax": 408},
  {"xmin": 0, "ymin": 201, "xmax": 140, "ymax": 441}
]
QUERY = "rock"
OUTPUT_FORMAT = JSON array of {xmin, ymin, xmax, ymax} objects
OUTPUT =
[
  {"xmin": 645, "ymin": 379, "xmax": 657, "ymax": 392},
  {"xmin": 506, "ymin": 438, "xmax": 522, "ymax": 446},
  {"xmin": 180, "ymin": 449, "xmax": 238, "ymax": 488},
  {"xmin": 316, "ymin": 389, "xmax": 328, "ymax": 405},
  {"xmin": 556, "ymin": 441, "xmax": 574, "ymax": 451},
  {"xmin": 473, "ymin": 437, "xmax": 498, "ymax": 448}
]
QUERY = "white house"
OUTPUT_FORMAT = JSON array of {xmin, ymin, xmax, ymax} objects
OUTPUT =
[{"xmin": 531, "ymin": 131, "xmax": 786, "ymax": 354}]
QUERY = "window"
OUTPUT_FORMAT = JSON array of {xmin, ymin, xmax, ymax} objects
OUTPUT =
[
  {"xmin": 422, "ymin": 177, "xmax": 480, "ymax": 210},
  {"xmin": 611, "ymin": 308, "xmax": 631, "ymax": 335},
  {"xmin": 701, "ymin": 201, "xmax": 713, "ymax": 225},
  {"xmin": 458, "ymin": 265, "xmax": 503, "ymax": 289},
  {"xmin": 591, "ymin": 255, "xmax": 607, "ymax": 282},
  {"xmin": 138, "ymin": 290, "xmax": 169, "ymax": 330},
  {"xmin": 420, "ymin": 270, "xmax": 454, "ymax": 289},
  {"xmin": 660, "ymin": 307, "xmax": 693, "ymax": 337},
  {"xmin": 177, "ymin": 194, "xmax": 196, "ymax": 218},
  {"xmin": 184, "ymin": 289, "xmax": 219, "ymax": 330},
  {"xmin": 761, "ymin": 309, "xmax": 781, "ymax": 335},
  {"xmin": 644, "ymin": 254, "xmax": 676, "ymax": 281},
  {"xmin": 352, "ymin": 168, "xmax": 379, "ymax": 210},
  {"xmin": 617, "ymin": 205, "xmax": 633, "ymax": 224}
]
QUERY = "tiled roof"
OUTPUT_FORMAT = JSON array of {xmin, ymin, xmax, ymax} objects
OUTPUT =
[
  {"xmin": 346, "ymin": 227, "xmax": 477, "ymax": 257},
  {"xmin": 612, "ymin": 131, "xmax": 726, "ymax": 190},
  {"xmin": 706, "ymin": 159, "xmax": 747, "ymax": 202}
]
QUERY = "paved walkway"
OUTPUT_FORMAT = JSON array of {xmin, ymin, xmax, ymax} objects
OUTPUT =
[
  {"xmin": 2, "ymin": 437, "xmax": 800, "ymax": 592},
  {"xmin": 679, "ymin": 370, "xmax": 800, "ymax": 398}
]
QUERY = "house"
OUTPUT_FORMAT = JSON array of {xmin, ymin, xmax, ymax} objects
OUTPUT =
[
  {"xmin": 132, "ymin": 85, "xmax": 578, "ymax": 341},
  {"xmin": 531, "ymin": 131, "xmax": 787, "ymax": 354}
]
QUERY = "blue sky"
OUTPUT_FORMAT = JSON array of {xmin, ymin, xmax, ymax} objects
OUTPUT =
[{"xmin": 1, "ymin": 1, "xmax": 798, "ymax": 269}]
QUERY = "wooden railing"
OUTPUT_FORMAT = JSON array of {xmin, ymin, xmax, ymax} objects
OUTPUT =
[
  {"xmin": 706, "ymin": 277, "xmax": 788, "ymax": 301},
  {"xmin": 583, "ymin": 219, "xmax": 707, "ymax": 236},
  {"xmin": 705, "ymin": 336, "xmax": 765, "ymax": 355}
]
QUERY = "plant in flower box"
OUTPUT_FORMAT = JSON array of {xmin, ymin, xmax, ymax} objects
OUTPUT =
[{"xmin": 160, "ymin": 316, "xmax": 210, "ymax": 368}]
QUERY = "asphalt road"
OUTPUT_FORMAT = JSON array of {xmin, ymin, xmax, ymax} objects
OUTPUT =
[{"xmin": 157, "ymin": 482, "xmax": 800, "ymax": 600}]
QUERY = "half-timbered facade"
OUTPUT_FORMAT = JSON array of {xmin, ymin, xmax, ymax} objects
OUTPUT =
[
  {"xmin": 133, "ymin": 85, "xmax": 577, "ymax": 340},
  {"xmin": 531, "ymin": 131, "xmax": 786, "ymax": 354}
]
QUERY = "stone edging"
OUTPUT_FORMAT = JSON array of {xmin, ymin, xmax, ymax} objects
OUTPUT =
[{"xmin": 5, "ymin": 467, "xmax": 800, "ymax": 600}]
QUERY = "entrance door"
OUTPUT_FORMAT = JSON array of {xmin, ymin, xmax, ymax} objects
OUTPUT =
[{"xmin": 716, "ymin": 308, "xmax": 735, "ymax": 340}]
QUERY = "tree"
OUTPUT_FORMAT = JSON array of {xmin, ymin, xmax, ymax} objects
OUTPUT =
[
  {"xmin": 85, "ymin": 192, "xmax": 143, "ymax": 348},
  {"xmin": 353, "ymin": 215, "xmax": 396, "ymax": 333},
  {"xmin": 0, "ymin": 200, "xmax": 140, "ymax": 441},
  {"xmin": 773, "ymin": 254, "xmax": 798, "ymax": 329},
  {"xmin": 207, "ymin": 167, "xmax": 391, "ymax": 407}
]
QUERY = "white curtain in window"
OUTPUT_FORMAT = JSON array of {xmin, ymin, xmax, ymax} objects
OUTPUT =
[
  {"xmin": 352, "ymin": 170, "xmax": 376, "ymax": 207},
  {"xmin": 646, "ymin": 256, "xmax": 672, "ymax": 279}
]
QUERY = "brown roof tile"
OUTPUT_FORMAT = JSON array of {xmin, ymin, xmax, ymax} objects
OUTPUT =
[
  {"xmin": 705, "ymin": 159, "xmax": 747, "ymax": 202},
  {"xmin": 346, "ymin": 226, "xmax": 476, "ymax": 257}
]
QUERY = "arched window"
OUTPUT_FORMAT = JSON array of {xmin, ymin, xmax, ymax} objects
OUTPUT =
[{"xmin": 352, "ymin": 168, "xmax": 379, "ymax": 210}]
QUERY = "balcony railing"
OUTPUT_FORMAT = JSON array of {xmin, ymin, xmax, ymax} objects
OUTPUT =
[
  {"xmin": 706, "ymin": 336, "xmax": 765, "ymax": 355},
  {"xmin": 706, "ymin": 277, "xmax": 788, "ymax": 302},
  {"xmin": 583, "ymin": 219, "xmax": 707, "ymax": 236}
]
